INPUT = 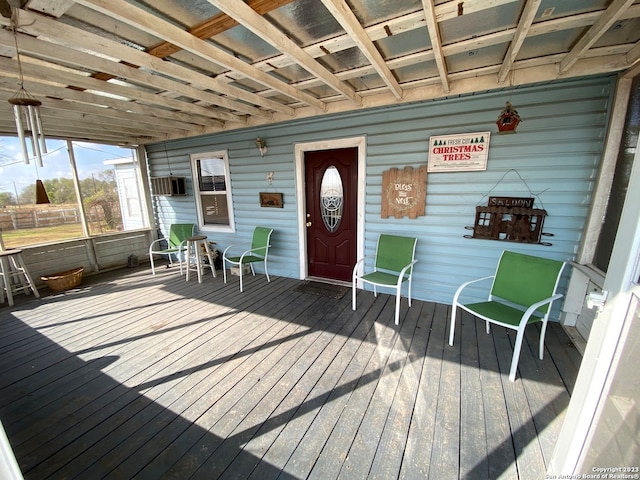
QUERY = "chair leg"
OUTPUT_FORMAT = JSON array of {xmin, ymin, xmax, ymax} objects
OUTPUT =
[
  {"xmin": 509, "ymin": 327, "xmax": 527, "ymax": 382},
  {"xmin": 150, "ymin": 254, "xmax": 156, "ymax": 275},
  {"xmin": 223, "ymin": 258, "xmax": 229, "ymax": 284},
  {"xmin": 0, "ymin": 256, "xmax": 12, "ymax": 306},
  {"xmin": 352, "ymin": 279, "xmax": 357, "ymax": 311},
  {"xmin": 539, "ymin": 320, "xmax": 548, "ymax": 360},
  {"xmin": 407, "ymin": 277, "xmax": 413, "ymax": 307},
  {"xmin": 449, "ymin": 304, "xmax": 457, "ymax": 346},
  {"xmin": 264, "ymin": 260, "xmax": 270, "ymax": 283},
  {"xmin": 14, "ymin": 254, "xmax": 39, "ymax": 299},
  {"xmin": 239, "ymin": 264, "xmax": 244, "ymax": 292},
  {"xmin": 394, "ymin": 287, "xmax": 401, "ymax": 325},
  {"xmin": 486, "ymin": 321, "xmax": 491, "ymax": 334},
  {"xmin": 202, "ymin": 242, "xmax": 216, "ymax": 278}
]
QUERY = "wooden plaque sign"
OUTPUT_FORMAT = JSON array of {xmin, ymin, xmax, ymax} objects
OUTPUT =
[{"xmin": 381, "ymin": 166, "xmax": 427, "ymax": 219}]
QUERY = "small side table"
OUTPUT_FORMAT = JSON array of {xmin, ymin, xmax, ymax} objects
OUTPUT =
[
  {"xmin": 185, "ymin": 236, "xmax": 216, "ymax": 283},
  {"xmin": 0, "ymin": 249, "xmax": 40, "ymax": 306}
]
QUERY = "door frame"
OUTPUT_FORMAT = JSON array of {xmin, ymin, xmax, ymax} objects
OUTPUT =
[
  {"xmin": 548, "ymin": 105, "xmax": 640, "ymax": 473},
  {"xmin": 294, "ymin": 136, "xmax": 366, "ymax": 281}
]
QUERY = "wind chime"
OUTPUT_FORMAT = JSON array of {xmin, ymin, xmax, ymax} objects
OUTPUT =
[{"xmin": 5, "ymin": 8, "xmax": 50, "ymax": 203}]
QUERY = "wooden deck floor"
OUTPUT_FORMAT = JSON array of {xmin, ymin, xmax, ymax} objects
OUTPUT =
[{"xmin": 0, "ymin": 265, "xmax": 582, "ymax": 479}]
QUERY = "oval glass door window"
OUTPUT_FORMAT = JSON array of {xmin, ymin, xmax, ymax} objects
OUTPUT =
[{"xmin": 320, "ymin": 166, "xmax": 343, "ymax": 232}]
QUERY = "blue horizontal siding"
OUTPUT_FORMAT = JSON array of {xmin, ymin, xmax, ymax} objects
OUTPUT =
[{"xmin": 147, "ymin": 75, "xmax": 614, "ymax": 312}]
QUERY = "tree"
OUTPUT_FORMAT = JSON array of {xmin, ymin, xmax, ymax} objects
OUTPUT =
[{"xmin": 0, "ymin": 191, "xmax": 15, "ymax": 207}]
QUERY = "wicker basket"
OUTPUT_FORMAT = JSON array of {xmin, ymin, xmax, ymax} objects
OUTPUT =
[{"xmin": 41, "ymin": 266, "xmax": 85, "ymax": 292}]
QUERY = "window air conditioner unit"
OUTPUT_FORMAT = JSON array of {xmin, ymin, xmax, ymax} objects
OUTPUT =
[{"xmin": 151, "ymin": 176, "xmax": 186, "ymax": 196}]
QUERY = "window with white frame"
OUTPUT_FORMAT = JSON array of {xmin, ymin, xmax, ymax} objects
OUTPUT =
[{"xmin": 190, "ymin": 150, "xmax": 235, "ymax": 232}]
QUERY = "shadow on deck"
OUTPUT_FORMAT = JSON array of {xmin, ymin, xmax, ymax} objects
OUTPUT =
[{"xmin": 0, "ymin": 265, "xmax": 582, "ymax": 479}]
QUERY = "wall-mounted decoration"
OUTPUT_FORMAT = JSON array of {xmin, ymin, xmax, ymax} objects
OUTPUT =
[
  {"xmin": 465, "ymin": 196, "xmax": 551, "ymax": 245},
  {"xmin": 381, "ymin": 166, "xmax": 427, "ymax": 219},
  {"xmin": 428, "ymin": 132, "xmax": 490, "ymax": 172},
  {"xmin": 259, "ymin": 192, "xmax": 283, "ymax": 208},
  {"xmin": 496, "ymin": 101, "xmax": 521, "ymax": 133}
]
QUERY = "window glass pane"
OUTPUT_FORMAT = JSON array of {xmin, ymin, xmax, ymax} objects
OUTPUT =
[
  {"xmin": 198, "ymin": 158, "xmax": 226, "ymax": 191},
  {"xmin": 0, "ymin": 138, "xmax": 82, "ymax": 248},
  {"xmin": 77, "ymin": 143, "xmax": 144, "ymax": 235},
  {"xmin": 320, "ymin": 165, "xmax": 343, "ymax": 233},
  {"xmin": 0, "ymin": 138, "xmax": 146, "ymax": 248},
  {"xmin": 201, "ymin": 194, "xmax": 229, "ymax": 225},
  {"xmin": 190, "ymin": 151, "xmax": 234, "ymax": 232}
]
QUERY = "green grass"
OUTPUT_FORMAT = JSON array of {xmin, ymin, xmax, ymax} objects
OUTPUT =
[{"xmin": 2, "ymin": 224, "xmax": 85, "ymax": 249}]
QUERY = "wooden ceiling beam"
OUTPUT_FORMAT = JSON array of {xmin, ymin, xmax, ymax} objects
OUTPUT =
[
  {"xmin": 560, "ymin": 0, "xmax": 635, "ymax": 73},
  {"xmin": 497, "ymin": 0, "xmax": 542, "ymax": 84},
  {"xmin": 0, "ymin": 8, "xmax": 293, "ymax": 116},
  {"xmin": 208, "ymin": 0, "xmax": 362, "ymax": 106},
  {"xmin": 0, "ymin": 77, "xmax": 208, "ymax": 132},
  {"xmin": 0, "ymin": 29, "xmax": 256, "ymax": 123},
  {"xmin": 75, "ymin": 0, "xmax": 326, "ymax": 111},
  {"xmin": 148, "ymin": 0, "xmax": 295, "ymax": 58},
  {"xmin": 320, "ymin": 0, "xmax": 402, "ymax": 100},
  {"xmin": 420, "ymin": 0, "xmax": 449, "ymax": 93},
  {"xmin": 0, "ymin": 57, "xmax": 227, "ymax": 128},
  {"xmin": 24, "ymin": 0, "xmax": 74, "ymax": 18}
]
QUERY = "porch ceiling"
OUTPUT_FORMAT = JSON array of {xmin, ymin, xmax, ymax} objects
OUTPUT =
[{"xmin": 0, "ymin": 0, "xmax": 638, "ymax": 146}]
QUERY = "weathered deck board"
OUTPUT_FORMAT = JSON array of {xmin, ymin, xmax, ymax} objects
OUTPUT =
[{"xmin": 0, "ymin": 265, "xmax": 581, "ymax": 479}]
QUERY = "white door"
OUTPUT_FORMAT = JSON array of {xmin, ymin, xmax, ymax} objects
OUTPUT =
[{"xmin": 548, "ymin": 129, "xmax": 640, "ymax": 473}]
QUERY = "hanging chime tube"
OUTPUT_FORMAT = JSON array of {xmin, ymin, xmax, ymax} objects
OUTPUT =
[
  {"xmin": 27, "ymin": 104, "xmax": 43, "ymax": 167},
  {"xmin": 34, "ymin": 106, "xmax": 47, "ymax": 154},
  {"xmin": 11, "ymin": 102, "xmax": 29, "ymax": 164}
]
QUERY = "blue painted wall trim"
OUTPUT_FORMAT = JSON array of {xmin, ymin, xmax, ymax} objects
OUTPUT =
[{"xmin": 146, "ymin": 75, "xmax": 615, "ymax": 312}]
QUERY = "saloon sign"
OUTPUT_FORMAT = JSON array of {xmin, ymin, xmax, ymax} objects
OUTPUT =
[{"xmin": 428, "ymin": 131, "xmax": 491, "ymax": 172}]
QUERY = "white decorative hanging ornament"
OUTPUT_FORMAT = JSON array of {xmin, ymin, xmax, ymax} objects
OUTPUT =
[{"xmin": 7, "ymin": 8, "xmax": 47, "ymax": 167}]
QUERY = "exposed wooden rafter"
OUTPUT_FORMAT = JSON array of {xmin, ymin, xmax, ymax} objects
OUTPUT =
[
  {"xmin": 560, "ymin": 0, "xmax": 635, "ymax": 73},
  {"xmin": 0, "ymin": 0, "xmax": 634, "ymax": 145},
  {"xmin": 421, "ymin": 0, "xmax": 449, "ymax": 93},
  {"xmin": 319, "ymin": 0, "xmax": 403, "ymax": 100},
  {"xmin": 208, "ymin": 0, "xmax": 362, "ymax": 106},
  {"xmin": 74, "ymin": 0, "xmax": 327, "ymax": 111},
  {"xmin": 497, "ymin": 0, "xmax": 542, "ymax": 84}
]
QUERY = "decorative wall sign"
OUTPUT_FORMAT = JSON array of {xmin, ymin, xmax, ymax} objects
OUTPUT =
[
  {"xmin": 465, "ymin": 196, "xmax": 551, "ymax": 245},
  {"xmin": 259, "ymin": 192, "xmax": 283, "ymax": 208},
  {"xmin": 381, "ymin": 166, "xmax": 427, "ymax": 219},
  {"xmin": 428, "ymin": 131, "xmax": 490, "ymax": 172}
]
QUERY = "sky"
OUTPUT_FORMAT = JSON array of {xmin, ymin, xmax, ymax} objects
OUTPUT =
[{"xmin": 0, "ymin": 135, "xmax": 135, "ymax": 197}]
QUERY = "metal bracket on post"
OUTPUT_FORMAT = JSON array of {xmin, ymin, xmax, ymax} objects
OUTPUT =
[{"xmin": 586, "ymin": 290, "xmax": 608, "ymax": 312}]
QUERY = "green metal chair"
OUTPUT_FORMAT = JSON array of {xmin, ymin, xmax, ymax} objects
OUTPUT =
[
  {"xmin": 148, "ymin": 223, "xmax": 195, "ymax": 275},
  {"xmin": 449, "ymin": 250, "xmax": 566, "ymax": 381},
  {"xmin": 352, "ymin": 234, "xmax": 418, "ymax": 325},
  {"xmin": 223, "ymin": 227, "xmax": 273, "ymax": 292}
]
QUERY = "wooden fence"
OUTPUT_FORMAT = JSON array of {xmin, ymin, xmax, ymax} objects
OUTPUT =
[{"xmin": 0, "ymin": 207, "xmax": 82, "ymax": 230}]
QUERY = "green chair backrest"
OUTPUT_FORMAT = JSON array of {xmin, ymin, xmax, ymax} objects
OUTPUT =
[
  {"xmin": 374, "ymin": 234, "xmax": 417, "ymax": 274},
  {"xmin": 491, "ymin": 250, "xmax": 565, "ymax": 313},
  {"xmin": 251, "ymin": 227, "xmax": 273, "ymax": 257},
  {"xmin": 168, "ymin": 223, "xmax": 195, "ymax": 248}
]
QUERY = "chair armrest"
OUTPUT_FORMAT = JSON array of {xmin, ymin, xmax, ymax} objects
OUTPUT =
[
  {"xmin": 519, "ymin": 293, "xmax": 564, "ymax": 326},
  {"xmin": 149, "ymin": 238, "xmax": 164, "ymax": 253},
  {"xmin": 244, "ymin": 244, "xmax": 271, "ymax": 256},
  {"xmin": 452, "ymin": 275, "xmax": 495, "ymax": 305},
  {"xmin": 222, "ymin": 244, "xmax": 235, "ymax": 257},
  {"xmin": 352, "ymin": 255, "xmax": 376, "ymax": 277},
  {"xmin": 396, "ymin": 259, "xmax": 418, "ymax": 286}
]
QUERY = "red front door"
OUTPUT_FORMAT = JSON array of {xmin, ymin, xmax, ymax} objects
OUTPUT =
[{"xmin": 305, "ymin": 148, "xmax": 358, "ymax": 282}]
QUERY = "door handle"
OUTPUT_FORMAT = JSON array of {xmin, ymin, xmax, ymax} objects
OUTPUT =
[{"xmin": 306, "ymin": 222, "xmax": 312, "ymax": 227}]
